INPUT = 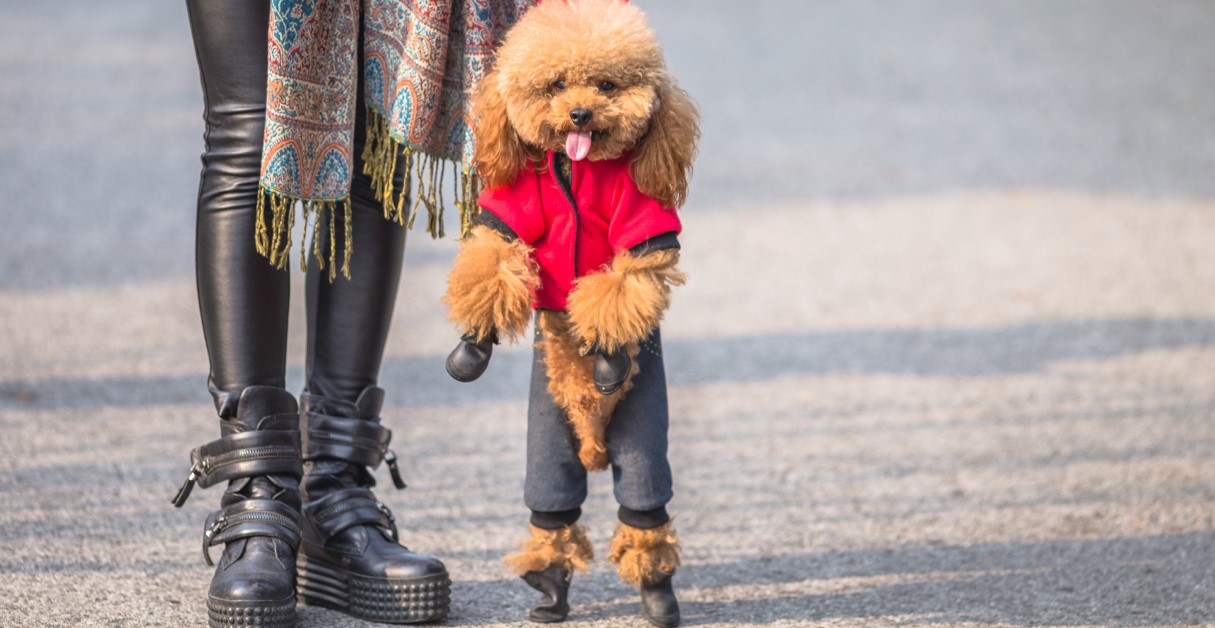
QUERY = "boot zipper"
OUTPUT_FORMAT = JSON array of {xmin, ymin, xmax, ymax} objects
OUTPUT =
[
  {"xmin": 202, "ymin": 511, "xmax": 300, "ymax": 567},
  {"xmin": 171, "ymin": 445, "xmax": 296, "ymax": 507},
  {"xmin": 204, "ymin": 444, "xmax": 298, "ymax": 473},
  {"xmin": 170, "ymin": 461, "xmax": 203, "ymax": 507},
  {"xmin": 311, "ymin": 499, "xmax": 361, "ymax": 523}
]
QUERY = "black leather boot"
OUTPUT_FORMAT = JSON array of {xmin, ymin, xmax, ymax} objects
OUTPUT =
[
  {"xmin": 639, "ymin": 572, "xmax": 680, "ymax": 627},
  {"xmin": 171, "ymin": 386, "xmax": 303, "ymax": 628},
  {"xmin": 296, "ymin": 386, "xmax": 450, "ymax": 623},
  {"xmin": 445, "ymin": 331, "xmax": 497, "ymax": 382},
  {"xmin": 520, "ymin": 564, "xmax": 572, "ymax": 623},
  {"xmin": 588, "ymin": 344, "xmax": 632, "ymax": 395}
]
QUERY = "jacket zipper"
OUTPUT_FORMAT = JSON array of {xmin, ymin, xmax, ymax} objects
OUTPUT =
[{"xmin": 552, "ymin": 153, "xmax": 580, "ymax": 280}]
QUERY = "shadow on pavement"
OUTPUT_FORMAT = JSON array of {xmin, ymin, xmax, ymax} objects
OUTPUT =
[
  {"xmin": 4, "ymin": 531, "xmax": 1208, "ymax": 626},
  {"xmin": 665, "ymin": 531, "xmax": 1215, "ymax": 626},
  {"xmin": 312, "ymin": 532, "xmax": 1215, "ymax": 626},
  {"xmin": 4, "ymin": 316, "xmax": 1214, "ymax": 411},
  {"xmin": 664, "ymin": 315, "xmax": 1215, "ymax": 384}
]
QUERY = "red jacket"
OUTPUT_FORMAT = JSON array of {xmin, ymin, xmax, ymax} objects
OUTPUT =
[{"xmin": 478, "ymin": 152, "xmax": 682, "ymax": 310}]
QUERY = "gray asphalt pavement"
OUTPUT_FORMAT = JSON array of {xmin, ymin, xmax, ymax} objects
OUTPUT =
[{"xmin": 2, "ymin": 1, "xmax": 1214, "ymax": 626}]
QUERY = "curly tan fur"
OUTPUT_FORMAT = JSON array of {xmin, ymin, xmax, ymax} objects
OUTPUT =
[
  {"xmin": 630, "ymin": 80, "xmax": 700, "ymax": 209},
  {"xmin": 473, "ymin": 69, "xmax": 541, "ymax": 190},
  {"xmin": 474, "ymin": 0, "xmax": 698, "ymax": 201},
  {"xmin": 442, "ymin": 225, "xmax": 539, "ymax": 343},
  {"xmin": 566, "ymin": 249, "xmax": 685, "ymax": 353},
  {"xmin": 503, "ymin": 523, "xmax": 594, "ymax": 576},
  {"xmin": 538, "ymin": 310, "xmax": 640, "ymax": 471},
  {"xmin": 608, "ymin": 521, "xmax": 681, "ymax": 588}
]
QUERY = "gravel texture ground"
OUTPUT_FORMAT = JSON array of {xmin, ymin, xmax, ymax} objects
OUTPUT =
[{"xmin": 2, "ymin": 1, "xmax": 1214, "ymax": 626}]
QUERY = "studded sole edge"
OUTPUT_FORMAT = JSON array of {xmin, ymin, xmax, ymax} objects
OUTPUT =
[
  {"xmin": 206, "ymin": 596, "xmax": 296, "ymax": 628},
  {"xmin": 297, "ymin": 556, "xmax": 451, "ymax": 624}
]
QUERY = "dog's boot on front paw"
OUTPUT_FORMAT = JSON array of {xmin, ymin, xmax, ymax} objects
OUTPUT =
[
  {"xmin": 521, "ymin": 564, "xmax": 572, "ymax": 623},
  {"xmin": 592, "ymin": 348, "xmax": 632, "ymax": 395},
  {"xmin": 446, "ymin": 331, "xmax": 497, "ymax": 382},
  {"xmin": 639, "ymin": 571, "xmax": 680, "ymax": 627}
]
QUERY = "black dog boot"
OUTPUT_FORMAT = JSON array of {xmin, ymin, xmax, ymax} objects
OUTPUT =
[
  {"xmin": 446, "ymin": 331, "xmax": 498, "ymax": 382},
  {"xmin": 504, "ymin": 523, "xmax": 594, "ymax": 623},
  {"xmin": 296, "ymin": 386, "xmax": 450, "ymax": 623},
  {"xmin": 171, "ymin": 386, "xmax": 303, "ymax": 628},
  {"xmin": 521, "ymin": 564, "xmax": 572, "ymax": 623},
  {"xmin": 609, "ymin": 521, "xmax": 682, "ymax": 627},
  {"xmin": 640, "ymin": 572, "xmax": 680, "ymax": 627},
  {"xmin": 589, "ymin": 344, "xmax": 632, "ymax": 395}
]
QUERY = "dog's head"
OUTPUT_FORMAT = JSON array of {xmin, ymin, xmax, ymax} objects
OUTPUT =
[{"xmin": 474, "ymin": 0, "xmax": 699, "ymax": 208}]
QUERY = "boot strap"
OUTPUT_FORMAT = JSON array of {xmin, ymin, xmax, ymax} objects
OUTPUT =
[
  {"xmin": 172, "ymin": 429, "xmax": 302, "ymax": 507},
  {"xmin": 202, "ymin": 499, "xmax": 302, "ymax": 566},
  {"xmin": 304, "ymin": 487, "xmax": 399, "ymax": 543},
  {"xmin": 301, "ymin": 412, "xmax": 392, "ymax": 468},
  {"xmin": 301, "ymin": 411, "xmax": 407, "ymax": 489}
]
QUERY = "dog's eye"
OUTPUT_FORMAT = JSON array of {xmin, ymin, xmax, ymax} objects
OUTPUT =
[
  {"xmin": 598, "ymin": 81, "xmax": 616, "ymax": 93},
  {"xmin": 552, "ymin": 79, "xmax": 566, "ymax": 92}
]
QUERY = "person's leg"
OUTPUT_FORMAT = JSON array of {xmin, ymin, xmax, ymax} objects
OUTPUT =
[
  {"xmin": 178, "ymin": 2, "xmax": 300, "ymax": 627},
  {"xmin": 294, "ymin": 37, "xmax": 449, "ymax": 621},
  {"xmin": 606, "ymin": 329, "xmax": 681, "ymax": 627},
  {"xmin": 302, "ymin": 92, "xmax": 407, "ymax": 403},
  {"xmin": 189, "ymin": 0, "xmax": 290, "ymax": 415}
]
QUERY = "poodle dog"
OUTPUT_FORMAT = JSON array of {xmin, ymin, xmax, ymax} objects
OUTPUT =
[{"xmin": 442, "ymin": 0, "xmax": 697, "ymax": 625}]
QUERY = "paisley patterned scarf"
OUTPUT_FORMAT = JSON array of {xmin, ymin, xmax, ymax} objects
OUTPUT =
[{"xmin": 257, "ymin": 0, "xmax": 532, "ymax": 279}]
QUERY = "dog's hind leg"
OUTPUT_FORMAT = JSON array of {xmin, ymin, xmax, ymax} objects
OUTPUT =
[{"xmin": 503, "ymin": 523, "xmax": 593, "ymax": 623}]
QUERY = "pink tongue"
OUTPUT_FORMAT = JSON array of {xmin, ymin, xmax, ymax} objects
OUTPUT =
[{"xmin": 565, "ymin": 130, "xmax": 592, "ymax": 161}]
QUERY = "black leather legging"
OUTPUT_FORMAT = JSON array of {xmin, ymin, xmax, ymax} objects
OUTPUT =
[{"xmin": 187, "ymin": 0, "xmax": 407, "ymax": 418}]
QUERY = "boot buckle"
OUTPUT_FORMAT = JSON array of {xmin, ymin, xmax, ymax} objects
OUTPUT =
[{"xmin": 376, "ymin": 500, "xmax": 400, "ymax": 541}]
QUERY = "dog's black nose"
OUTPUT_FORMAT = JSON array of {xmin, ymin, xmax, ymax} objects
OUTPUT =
[{"xmin": 569, "ymin": 108, "xmax": 592, "ymax": 127}]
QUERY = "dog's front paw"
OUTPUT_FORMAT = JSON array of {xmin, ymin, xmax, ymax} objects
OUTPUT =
[
  {"xmin": 590, "ymin": 346, "xmax": 633, "ymax": 396},
  {"xmin": 442, "ymin": 225, "xmax": 538, "ymax": 343},
  {"xmin": 566, "ymin": 250, "xmax": 685, "ymax": 353},
  {"xmin": 445, "ymin": 332, "xmax": 497, "ymax": 382}
]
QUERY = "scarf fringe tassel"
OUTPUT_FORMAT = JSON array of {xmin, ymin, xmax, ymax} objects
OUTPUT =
[
  {"xmin": 254, "ymin": 109, "xmax": 482, "ymax": 281},
  {"xmin": 362, "ymin": 107, "xmax": 482, "ymax": 240},
  {"xmin": 255, "ymin": 189, "xmax": 353, "ymax": 282}
]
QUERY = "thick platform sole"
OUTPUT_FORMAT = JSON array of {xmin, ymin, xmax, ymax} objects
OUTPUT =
[
  {"xmin": 206, "ymin": 596, "xmax": 296, "ymax": 628},
  {"xmin": 297, "ymin": 555, "xmax": 451, "ymax": 624}
]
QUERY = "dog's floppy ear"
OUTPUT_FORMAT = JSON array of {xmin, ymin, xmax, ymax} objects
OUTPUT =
[
  {"xmin": 630, "ymin": 78, "xmax": 700, "ymax": 209},
  {"xmin": 473, "ymin": 69, "xmax": 529, "ymax": 190}
]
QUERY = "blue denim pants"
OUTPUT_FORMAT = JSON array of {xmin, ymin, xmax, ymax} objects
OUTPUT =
[{"xmin": 523, "ymin": 324, "xmax": 674, "ymax": 516}]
